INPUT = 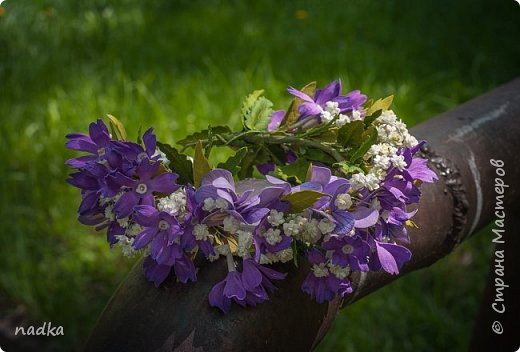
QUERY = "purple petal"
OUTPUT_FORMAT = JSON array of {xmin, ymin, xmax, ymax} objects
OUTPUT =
[
  {"xmin": 268, "ymin": 110, "xmax": 285, "ymax": 132},
  {"xmin": 143, "ymin": 128, "xmax": 156, "ymax": 156},
  {"xmin": 209, "ymin": 280, "xmax": 232, "ymax": 313},
  {"xmin": 113, "ymin": 191, "xmax": 139, "ymax": 218},
  {"xmin": 223, "ymin": 271, "xmax": 246, "ymax": 300},
  {"xmin": 89, "ymin": 119, "xmax": 111, "ymax": 147},
  {"xmin": 298, "ymin": 102, "xmax": 322, "ymax": 117},
  {"xmin": 202, "ymin": 169, "xmax": 235, "ymax": 191},
  {"xmin": 287, "ymin": 86, "xmax": 314, "ymax": 102},
  {"xmin": 133, "ymin": 205, "xmax": 160, "ymax": 226},
  {"xmin": 257, "ymin": 162, "xmax": 275, "ymax": 176},
  {"xmin": 407, "ymin": 158, "xmax": 438, "ymax": 183},
  {"xmin": 309, "ymin": 166, "xmax": 331, "ymax": 187},
  {"xmin": 134, "ymin": 227, "xmax": 159, "ymax": 249},
  {"xmin": 375, "ymin": 241, "xmax": 411, "ymax": 275},
  {"xmin": 314, "ymin": 79, "xmax": 342, "ymax": 105},
  {"xmin": 353, "ymin": 207, "xmax": 380, "ymax": 228},
  {"xmin": 332, "ymin": 210, "xmax": 355, "ymax": 234},
  {"xmin": 173, "ymin": 255, "xmax": 197, "ymax": 283},
  {"xmin": 143, "ymin": 256, "xmax": 171, "ymax": 287},
  {"xmin": 149, "ymin": 172, "xmax": 179, "ymax": 194},
  {"xmin": 241, "ymin": 259, "xmax": 263, "ymax": 291}
]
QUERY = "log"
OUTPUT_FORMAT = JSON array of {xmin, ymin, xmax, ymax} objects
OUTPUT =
[{"xmin": 84, "ymin": 78, "xmax": 520, "ymax": 352}]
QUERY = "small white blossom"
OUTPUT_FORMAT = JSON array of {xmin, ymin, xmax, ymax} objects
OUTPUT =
[
  {"xmin": 312, "ymin": 263, "xmax": 329, "ymax": 278},
  {"xmin": 115, "ymin": 235, "xmax": 137, "ymax": 257},
  {"xmin": 157, "ymin": 189, "xmax": 187, "ymax": 217},
  {"xmin": 117, "ymin": 217, "xmax": 130, "ymax": 228},
  {"xmin": 237, "ymin": 230, "xmax": 253, "ymax": 257},
  {"xmin": 264, "ymin": 228, "xmax": 283, "ymax": 245},
  {"xmin": 318, "ymin": 218, "xmax": 336, "ymax": 234},
  {"xmin": 267, "ymin": 209, "xmax": 285, "ymax": 226},
  {"xmin": 391, "ymin": 154, "xmax": 407, "ymax": 171},
  {"xmin": 202, "ymin": 198, "xmax": 216, "ymax": 211},
  {"xmin": 335, "ymin": 114, "xmax": 350, "ymax": 127},
  {"xmin": 193, "ymin": 224, "xmax": 211, "ymax": 241},
  {"xmin": 298, "ymin": 219, "xmax": 321, "ymax": 243},
  {"xmin": 351, "ymin": 110, "xmax": 362, "ymax": 121},
  {"xmin": 104, "ymin": 205, "xmax": 116, "ymax": 221},
  {"xmin": 152, "ymin": 149, "xmax": 170, "ymax": 166},
  {"xmin": 215, "ymin": 198, "xmax": 229, "ymax": 210},
  {"xmin": 328, "ymin": 263, "xmax": 351, "ymax": 279},
  {"xmin": 334, "ymin": 193, "xmax": 353, "ymax": 210},
  {"xmin": 276, "ymin": 248, "xmax": 294, "ymax": 263},
  {"xmin": 223, "ymin": 216, "xmax": 240, "ymax": 234},
  {"xmin": 125, "ymin": 223, "xmax": 142, "ymax": 238}
]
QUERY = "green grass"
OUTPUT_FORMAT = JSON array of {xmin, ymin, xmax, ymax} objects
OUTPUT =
[{"xmin": 0, "ymin": 0, "xmax": 518, "ymax": 350}]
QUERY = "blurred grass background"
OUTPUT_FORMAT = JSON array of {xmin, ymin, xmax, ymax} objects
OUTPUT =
[{"xmin": 0, "ymin": 0, "xmax": 518, "ymax": 351}]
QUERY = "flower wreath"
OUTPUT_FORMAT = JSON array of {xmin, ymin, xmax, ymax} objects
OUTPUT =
[{"xmin": 66, "ymin": 79, "xmax": 437, "ymax": 313}]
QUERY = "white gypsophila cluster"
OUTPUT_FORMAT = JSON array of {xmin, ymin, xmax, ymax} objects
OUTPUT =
[
  {"xmin": 117, "ymin": 216, "xmax": 130, "ymax": 229},
  {"xmin": 299, "ymin": 219, "xmax": 321, "ymax": 243},
  {"xmin": 157, "ymin": 188, "xmax": 188, "ymax": 218},
  {"xmin": 349, "ymin": 110, "xmax": 419, "ymax": 191},
  {"xmin": 374, "ymin": 110, "xmax": 418, "ymax": 148},
  {"xmin": 104, "ymin": 204, "xmax": 116, "ymax": 221},
  {"xmin": 236, "ymin": 230, "xmax": 253, "ymax": 257},
  {"xmin": 311, "ymin": 263, "xmax": 329, "ymax": 278},
  {"xmin": 193, "ymin": 224, "xmax": 211, "ymax": 241},
  {"xmin": 125, "ymin": 223, "xmax": 142, "ymax": 238},
  {"xmin": 334, "ymin": 193, "xmax": 353, "ymax": 210},
  {"xmin": 267, "ymin": 209, "xmax": 285, "ymax": 226},
  {"xmin": 320, "ymin": 101, "xmax": 363, "ymax": 128},
  {"xmin": 318, "ymin": 218, "xmax": 336, "ymax": 234},
  {"xmin": 152, "ymin": 149, "xmax": 170, "ymax": 166},
  {"xmin": 328, "ymin": 263, "xmax": 350, "ymax": 279},
  {"xmin": 350, "ymin": 172, "xmax": 381, "ymax": 191},
  {"xmin": 202, "ymin": 197, "xmax": 228, "ymax": 212},
  {"xmin": 223, "ymin": 216, "xmax": 240, "ymax": 233},
  {"xmin": 264, "ymin": 228, "xmax": 283, "ymax": 245},
  {"xmin": 259, "ymin": 247, "xmax": 294, "ymax": 264},
  {"xmin": 114, "ymin": 235, "xmax": 137, "ymax": 257}
]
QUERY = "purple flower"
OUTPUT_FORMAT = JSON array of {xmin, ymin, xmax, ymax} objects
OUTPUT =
[
  {"xmin": 301, "ymin": 250, "xmax": 352, "ymax": 303},
  {"xmin": 65, "ymin": 119, "xmax": 115, "ymax": 169},
  {"xmin": 110, "ymin": 159, "xmax": 179, "ymax": 218},
  {"xmin": 194, "ymin": 169, "xmax": 288, "ymax": 226},
  {"xmin": 209, "ymin": 271, "xmax": 246, "ymax": 313},
  {"xmin": 287, "ymin": 79, "xmax": 367, "ymax": 121},
  {"xmin": 143, "ymin": 255, "xmax": 172, "ymax": 287},
  {"xmin": 132, "ymin": 205, "xmax": 184, "ymax": 264},
  {"xmin": 322, "ymin": 234, "xmax": 370, "ymax": 272}
]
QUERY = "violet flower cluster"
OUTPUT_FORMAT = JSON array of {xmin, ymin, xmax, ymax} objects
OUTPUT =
[{"xmin": 66, "ymin": 79, "xmax": 437, "ymax": 313}]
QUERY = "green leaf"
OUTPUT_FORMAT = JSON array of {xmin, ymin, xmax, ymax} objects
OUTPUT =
[
  {"xmin": 363, "ymin": 109, "xmax": 382, "ymax": 126},
  {"xmin": 241, "ymin": 90, "xmax": 265, "ymax": 122},
  {"xmin": 238, "ymin": 146, "xmax": 269, "ymax": 179},
  {"xmin": 217, "ymin": 147, "xmax": 248, "ymax": 175},
  {"xmin": 282, "ymin": 81, "xmax": 317, "ymax": 127},
  {"xmin": 156, "ymin": 142, "xmax": 194, "ymax": 185},
  {"xmin": 350, "ymin": 126, "xmax": 378, "ymax": 162},
  {"xmin": 193, "ymin": 141, "xmax": 212, "ymax": 187},
  {"xmin": 136, "ymin": 126, "xmax": 143, "ymax": 144},
  {"xmin": 244, "ymin": 97, "xmax": 273, "ymax": 131},
  {"xmin": 367, "ymin": 95, "xmax": 393, "ymax": 115},
  {"xmin": 177, "ymin": 126, "xmax": 232, "ymax": 147},
  {"xmin": 106, "ymin": 114, "xmax": 127, "ymax": 140},
  {"xmin": 281, "ymin": 190, "xmax": 329, "ymax": 213},
  {"xmin": 274, "ymin": 158, "xmax": 311, "ymax": 184},
  {"xmin": 337, "ymin": 120, "xmax": 364, "ymax": 147},
  {"xmin": 301, "ymin": 148, "xmax": 336, "ymax": 165},
  {"xmin": 333, "ymin": 161, "xmax": 364, "ymax": 176}
]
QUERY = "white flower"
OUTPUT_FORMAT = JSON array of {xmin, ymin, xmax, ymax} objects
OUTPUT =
[
  {"xmin": 299, "ymin": 219, "xmax": 321, "ymax": 243},
  {"xmin": 117, "ymin": 217, "xmax": 130, "ymax": 228},
  {"xmin": 311, "ymin": 263, "xmax": 329, "ymax": 278},
  {"xmin": 364, "ymin": 173, "xmax": 380, "ymax": 191},
  {"xmin": 267, "ymin": 209, "xmax": 285, "ymax": 226},
  {"xmin": 157, "ymin": 189, "xmax": 188, "ymax": 217},
  {"xmin": 328, "ymin": 263, "xmax": 351, "ymax": 279},
  {"xmin": 215, "ymin": 198, "xmax": 229, "ymax": 210},
  {"xmin": 391, "ymin": 154, "xmax": 407, "ymax": 171},
  {"xmin": 351, "ymin": 110, "xmax": 362, "ymax": 121},
  {"xmin": 335, "ymin": 114, "xmax": 350, "ymax": 127},
  {"xmin": 320, "ymin": 110, "xmax": 333, "ymax": 123},
  {"xmin": 152, "ymin": 149, "xmax": 170, "ymax": 166},
  {"xmin": 283, "ymin": 219, "xmax": 301, "ymax": 237},
  {"xmin": 115, "ymin": 235, "xmax": 137, "ymax": 257},
  {"xmin": 264, "ymin": 228, "xmax": 283, "ymax": 245},
  {"xmin": 318, "ymin": 218, "xmax": 336, "ymax": 234},
  {"xmin": 334, "ymin": 193, "xmax": 352, "ymax": 210},
  {"xmin": 223, "ymin": 216, "xmax": 240, "ymax": 233},
  {"xmin": 104, "ymin": 204, "xmax": 116, "ymax": 221},
  {"xmin": 237, "ymin": 230, "xmax": 253, "ymax": 257},
  {"xmin": 125, "ymin": 223, "xmax": 142, "ymax": 238},
  {"xmin": 193, "ymin": 224, "xmax": 210, "ymax": 241},
  {"xmin": 202, "ymin": 198, "xmax": 216, "ymax": 211},
  {"xmin": 276, "ymin": 248, "xmax": 294, "ymax": 263}
]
